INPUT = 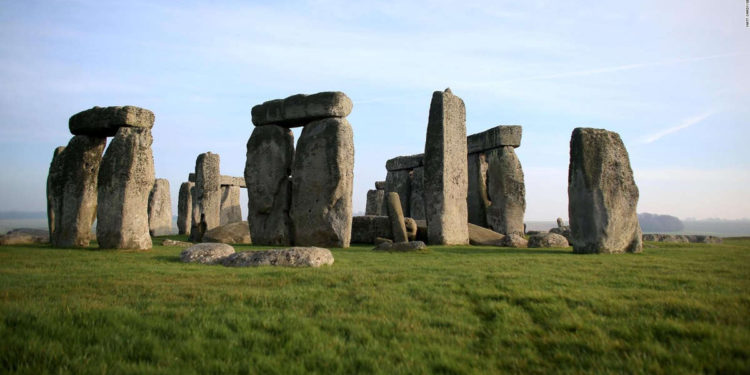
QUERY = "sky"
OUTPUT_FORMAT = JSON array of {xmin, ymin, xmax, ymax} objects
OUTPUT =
[{"xmin": 0, "ymin": 0, "xmax": 748, "ymax": 221}]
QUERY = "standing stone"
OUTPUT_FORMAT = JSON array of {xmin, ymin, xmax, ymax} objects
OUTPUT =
[
  {"xmin": 97, "ymin": 127, "xmax": 154, "ymax": 249},
  {"xmin": 466, "ymin": 152, "xmax": 490, "ymax": 227},
  {"xmin": 220, "ymin": 185, "xmax": 243, "ymax": 225},
  {"xmin": 485, "ymin": 146, "xmax": 526, "ymax": 235},
  {"xmin": 177, "ymin": 182, "xmax": 193, "ymax": 235},
  {"xmin": 568, "ymin": 127, "xmax": 642, "ymax": 254},
  {"xmin": 386, "ymin": 192, "xmax": 408, "ymax": 243},
  {"xmin": 384, "ymin": 169, "xmax": 411, "ymax": 217},
  {"xmin": 148, "ymin": 178, "xmax": 172, "ymax": 237},
  {"xmin": 365, "ymin": 189, "xmax": 385, "ymax": 215},
  {"xmin": 290, "ymin": 117, "xmax": 354, "ymax": 248},
  {"xmin": 423, "ymin": 88, "xmax": 469, "ymax": 245},
  {"xmin": 51, "ymin": 136, "xmax": 106, "ymax": 247},
  {"xmin": 189, "ymin": 183, "xmax": 201, "ymax": 241},
  {"xmin": 195, "ymin": 152, "xmax": 221, "ymax": 231},
  {"xmin": 410, "ymin": 167, "xmax": 426, "ymax": 220},
  {"xmin": 245, "ymin": 125, "xmax": 295, "ymax": 245},
  {"xmin": 46, "ymin": 146, "xmax": 66, "ymax": 241}
]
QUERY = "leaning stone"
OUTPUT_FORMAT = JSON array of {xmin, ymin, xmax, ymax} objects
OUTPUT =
[
  {"xmin": 0, "ymin": 229, "xmax": 50, "ymax": 246},
  {"xmin": 373, "ymin": 240, "xmax": 427, "ymax": 252},
  {"xmin": 467, "ymin": 152, "xmax": 490, "ymax": 227},
  {"xmin": 485, "ymin": 146, "xmax": 526, "ymax": 235},
  {"xmin": 177, "ymin": 182, "xmax": 193, "ymax": 235},
  {"xmin": 52, "ymin": 135, "xmax": 106, "ymax": 248},
  {"xmin": 161, "ymin": 239, "xmax": 193, "ymax": 247},
  {"xmin": 180, "ymin": 243, "xmax": 235, "ymax": 264},
  {"xmin": 374, "ymin": 181, "xmax": 386, "ymax": 190},
  {"xmin": 386, "ymin": 153, "xmax": 424, "ymax": 171},
  {"xmin": 251, "ymin": 92, "xmax": 353, "ymax": 128},
  {"xmin": 46, "ymin": 146, "xmax": 66, "ymax": 241},
  {"xmin": 466, "ymin": 125, "xmax": 522, "ymax": 153},
  {"xmin": 365, "ymin": 189, "xmax": 385, "ymax": 215},
  {"xmin": 528, "ymin": 233, "xmax": 569, "ymax": 248},
  {"xmin": 290, "ymin": 117, "xmax": 354, "ymax": 248},
  {"xmin": 202, "ymin": 221, "xmax": 252, "ymax": 244},
  {"xmin": 148, "ymin": 178, "xmax": 172, "ymax": 237},
  {"xmin": 501, "ymin": 234, "xmax": 528, "ymax": 248},
  {"xmin": 423, "ymin": 88, "xmax": 469, "ymax": 245},
  {"xmin": 220, "ymin": 185, "xmax": 243, "ymax": 225},
  {"xmin": 568, "ymin": 128, "xmax": 642, "ymax": 254},
  {"xmin": 468, "ymin": 223, "xmax": 505, "ymax": 246},
  {"xmin": 386, "ymin": 192, "xmax": 408, "ymax": 243},
  {"xmin": 221, "ymin": 247, "xmax": 334, "ymax": 267},
  {"xmin": 195, "ymin": 152, "xmax": 221, "ymax": 231},
  {"xmin": 351, "ymin": 216, "xmax": 392, "ymax": 244},
  {"xmin": 245, "ymin": 125, "xmax": 294, "ymax": 245},
  {"xmin": 96, "ymin": 127, "xmax": 154, "ymax": 250},
  {"xmin": 409, "ymin": 167, "xmax": 426, "ymax": 220},
  {"xmin": 385, "ymin": 169, "xmax": 411, "ymax": 217},
  {"xmin": 404, "ymin": 218, "xmax": 418, "ymax": 241},
  {"xmin": 69, "ymin": 106, "xmax": 155, "ymax": 137}
]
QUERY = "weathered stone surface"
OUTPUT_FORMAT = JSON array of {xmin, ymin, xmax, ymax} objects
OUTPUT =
[
  {"xmin": 69, "ymin": 106, "xmax": 155, "ymax": 137},
  {"xmin": 51, "ymin": 135, "xmax": 106, "ymax": 248},
  {"xmin": 148, "ymin": 178, "xmax": 172, "ymax": 237},
  {"xmin": 195, "ymin": 152, "xmax": 221, "ymax": 232},
  {"xmin": 202, "ymin": 221, "xmax": 252, "ymax": 244},
  {"xmin": 423, "ymin": 88, "xmax": 469, "ymax": 245},
  {"xmin": 96, "ymin": 127, "xmax": 154, "ymax": 250},
  {"xmin": 365, "ymin": 189, "xmax": 385, "ymax": 216},
  {"xmin": 220, "ymin": 185, "xmax": 243, "ymax": 225},
  {"xmin": 188, "ymin": 173, "xmax": 196, "ymax": 182},
  {"xmin": 468, "ymin": 223, "xmax": 505, "ymax": 246},
  {"xmin": 386, "ymin": 153, "xmax": 424, "ymax": 171},
  {"xmin": 374, "ymin": 181, "xmax": 386, "ymax": 190},
  {"xmin": 162, "ymin": 239, "xmax": 193, "ymax": 247},
  {"xmin": 177, "ymin": 182, "xmax": 193, "ymax": 235},
  {"xmin": 220, "ymin": 175, "xmax": 246, "ymax": 187},
  {"xmin": 245, "ymin": 125, "xmax": 294, "ymax": 245},
  {"xmin": 528, "ymin": 232, "xmax": 569, "ymax": 248},
  {"xmin": 46, "ymin": 146, "xmax": 66, "ymax": 241},
  {"xmin": 568, "ymin": 128, "xmax": 642, "ymax": 254},
  {"xmin": 467, "ymin": 152, "xmax": 490, "ymax": 227},
  {"xmin": 252, "ymin": 92, "xmax": 353, "ymax": 128},
  {"xmin": 189, "ymin": 183, "xmax": 201, "ymax": 241},
  {"xmin": 385, "ymin": 169, "xmax": 411, "ymax": 217},
  {"xmin": 180, "ymin": 243, "xmax": 235, "ymax": 264},
  {"xmin": 221, "ymin": 247, "xmax": 334, "ymax": 267},
  {"xmin": 414, "ymin": 219, "xmax": 428, "ymax": 242},
  {"xmin": 373, "ymin": 240, "xmax": 427, "ymax": 252},
  {"xmin": 386, "ymin": 192, "xmax": 408, "ymax": 243},
  {"xmin": 557, "ymin": 217, "xmax": 565, "ymax": 228},
  {"xmin": 485, "ymin": 146, "xmax": 526, "ymax": 236},
  {"xmin": 290, "ymin": 117, "xmax": 354, "ymax": 248},
  {"xmin": 374, "ymin": 237, "xmax": 392, "ymax": 246},
  {"xmin": 404, "ymin": 218, "xmax": 418, "ymax": 241},
  {"xmin": 642, "ymin": 233, "xmax": 689, "ymax": 243},
  {"xmin": 0, "ymin": 229, "xmax": 49, "ymax": 245},
  {"xmin": 409, "ymin": 167, "xmax": 426, "ymax": 220},
  {"xmin": 501, "ymin": 234, "xmax": 528, "ymax": 248},
  {"xmin": 351, "ymin": 216, "xmax": 392, "ymax": 243},
  {"xmin": 549, "ymin": 226, "xmax": 571, "ymax": 241},
  {"xmin": 467, "ymin": 125, "xmax": 522, "ymax": 153}
]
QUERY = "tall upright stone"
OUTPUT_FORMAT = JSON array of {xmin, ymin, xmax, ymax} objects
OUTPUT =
[
  {"xmin": 568, "ymin": 127, "xmax": 642, "ymax": 254},
  {"xmin": 148, "ymin": 178, "xmax": 172, "ymax": 237},
  {"xmin": 365, "ymin": 189, "xmax": 385, "ymax": 215},
  {"xmin": 189, "ymin": 183, "xmax": 201, "ymax": 241},
  {"xmin": 245, "ymin": 125, "xmax": 294, "ymax": 245},
  {"xmin": 290, "ymin": 117, "xmax": 354, "ymax": 247},
  {"xmin": 46, "ymin": 146, "xmax": 66, "ymax": 241},
  {"xmin": 386, "ymin": 192, "xmax": 408, "ymax": 243},
  {"xmin": 195, "ymin": 152, "xmax": 221, "ymax": 231},
  {"xmin": 177, "ymin": 182, "xmax": 193, "ymax": 235},
  {"xmin": 384, "ymin": 170, "xmax": 411, "ymax": 217},
  {"xmin": 423, "ymin": 88, "xmax": 469, "ymax": 245},
  {"xmin": 97, "ymin": 127, "xmax": 154, "ymax": 249},
  {"xmin": 50, "ymin": 136, "xmax": 106, "ymax": 247},
  {"xmin": 485, "ymin": 146, "xmax": 525, "ymax": 235},
  {"xmin": 466, "ymin": 152, "xmax": 490, "ymax": 227},
  {"xmin": 220, "ymin": 185, "xmax": 243, "ymax": 225},
  {"xmin": 410, "ymin": 166, "xmax": 426, "ymax": 220}
]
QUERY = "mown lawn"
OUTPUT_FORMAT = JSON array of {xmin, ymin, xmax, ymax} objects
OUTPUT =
[{"xmin": 1, "ymin": 238, "xmax": 748, "ymax": 374}]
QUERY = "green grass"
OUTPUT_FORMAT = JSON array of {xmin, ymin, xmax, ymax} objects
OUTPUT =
[{"xmin": 1, "ymin": 238, "xmax": 749, "ymax": 374}]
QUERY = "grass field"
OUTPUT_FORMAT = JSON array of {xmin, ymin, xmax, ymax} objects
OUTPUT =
[{"xmin": 1, "ymin": 238, "xmax": 749, "ymax": 374}]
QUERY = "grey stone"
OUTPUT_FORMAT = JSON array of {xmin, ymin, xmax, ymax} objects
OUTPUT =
[
  {"xmin": 685, "ymin": 235, "xmax": 722, "ymax": 244},
  {"xmin": 290, "ymin": 117, "xmax": 354, "ymax": 248},
  {"xmin": 220, "ymin": 175, "xmax": 246, "ymax": 187},
  {"xmin": 373, "ymin": 240, "xmax": 427, "ymax": 252},
  {"xmin": 467, "ymin": 152, "xmax": 490, "ymax": 227},
  {"xmin": 374, "ymin": 237, "xmax": 392, "ymax": 246},
  {"xmin": 528, "ymin": 232, "xmax": 569, "ymax": 248},
  {"xmin": 423, "ymin": 88, "xmax": 469, "ymax": 245},
  {"xmin": 414, "ymin": 219, "xmax": 428, "ymax": 242},
  {"xmin": 386, "ymin": 153, "xmax": 424, "ymax": 171},
  {"xmin": 221, "ymin": 247, "xmax": 334, "ymax": 267},
  {"xmin": 189, "ymin": 183, "xmax": 201, "ymax": 241},
  {"xmin": 485, "ymin": 146, "xmax": 526, "ymax": 235},
  {"xmin": 350, "ymin": 216, "xmax": 392, "ymax": 243},
  {"xmin": 251, "ymin": 91, "xmax": 353, "ymax": 128},
  {"xmin": 466, "ymin": 125, "xmax": 522, "ymax": 153},
  {"xmin": 195, "ymin": 152, "xmax": 221, "ymax": 232},
  {"xmin": 374, "ymin": 181, "xmax": 386, "ymax": 190},
  {"xmin": 409, "ymin": 167, "xmax": 426, "ymax": 220},
  {"xmin": 202, "ymin": 221, "xmax": 252, "ymax": 244},
  {"xmin": 568, "ymin": 127, "xmax": 642, "ymax": 254},
  {"xmin": 365, "ymin": 189, "xmax": 385, "ymax": 216},
  {"xmin": 46, "ymin": 146, "xmax": 66, "ymax": 242},
  {"xmin": 404, "ymin": 218, "xmax": 418, "ymax": 241},
  {"xmin": 97, "ymin": 127, "xmax": 154, "ymax": 249},
  {"xmin": 501, "ymin": 234, "xmax": 528, "ymax": 248},
  {"xmin": 0, "ymin": 228, "xmax": 50, "ymax": 246},
  {"xmin": 180, "ymin": 243, "xmax": 235, "ymax": 264},
  {"xmin": 245, "ymin": 125, "xmax": 294, "ymax": 245},
  {"xmin": 177, "ymin": 182, "xmax": 193, "ymax": 235},
  {"xmin": 148, "ymin": 178, "xmax": 172, "ymax": 237},
  {"xmin": 188, "ymin": 173, "xmax": 196, "ymax": 182},
  {"xmin": 549, "ymin": 226, "xmax": 571, "ymax": 241},
  {"xmin": 69, "ymin": 106, "xmax": 155, "ymax": 137},
  {"xmin": 557, "ymin": 217, "xmax": 565, "ymax": 228},
  {"xmin": 468, "ymin": 223, "xmax": 505, "ymax": 246},
  {"xmin": 386, "ymin": 192, "xmax": 408, "ymax": 243},
  {"xmin": 220, "ymin": 185, "xmax": 243, "ymax": 225},
  {"xmin": 642, "ymin": 233, "xmax": 689, "ymax": 243},
  {"xmin": 51, "ymin": 135, "xmax": 106, "ymax": 248},
  {"xmin": 162, "ymin": 239, "xmax": 193, "ymax": 247},
  {"xmin": 385, "ymin": 169, "xmax": 411, "ymax": 217}
]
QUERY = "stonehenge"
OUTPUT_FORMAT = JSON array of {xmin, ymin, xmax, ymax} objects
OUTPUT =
[
  {"xmin": 148, "ymin": 178, "xmax": 172, "ymax": 237},
  {"xmin": 386, "ymin": 192, "xmax": 408, "ymax": 243},
  {"xmin": 177, "ymin": 182, "xmax": 194, "ymax": 235}
]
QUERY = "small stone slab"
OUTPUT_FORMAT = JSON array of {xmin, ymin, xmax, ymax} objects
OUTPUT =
[
  {"xmin": 252, "ymin": 92, "xmax": 353, "ymax": 128},
  {"xmin": 373, "ymin": 240, "xmax": 427, "ymax": 252},
  {"xmin": 468, "ymin": 223, "xmax": 505, "ymax": 246},
  {"xmin": 467, "ymin": 125, "xmax": 522, "ymax": 153},
  {"xmin": 0, "ymin": 228, "xmax": 49, "ymax": 246},
  {"xmin": 180, "ymin": 243, "xmax": 235, "ymax": 264},
  {"xmin": 528, "ymin": 232, "xmax": 569, "ymax": 248},
  {"xmin": 202, "ymin": 221, "xmax": 252, "ymax": 244},
  {"xmin": 385, "ymin": 153, "xmax": 424, "ymax": 171},
  {"xmin": 501, "ymin": 234, "xmax": 528, "ymax": 248},
  {"xmin": 69, "ymin": 106, "xmax": 155, "ymax": 137},
  {"xmin": 162, "ymin": 239, "xmax": 193, "ymax": 247},
  {"xmin": 221, "ymin": 247, "xmax": 334, "ymax": 267}
]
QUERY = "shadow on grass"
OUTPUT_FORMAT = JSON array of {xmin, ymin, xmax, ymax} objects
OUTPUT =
[{"xmin": 153, "ymin": 255, "xmax": 181, "ymax": 263}]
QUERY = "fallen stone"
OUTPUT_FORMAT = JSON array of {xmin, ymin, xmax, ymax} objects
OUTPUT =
[
  {"xmin": 528, "ymin": 232, "xmax": 569, "ymax": 248},
  {"xmin": 501, "ymin": 234, "xmax": 528, "ymax": 248},
  {"xmin": 221, "ymin": 247, "xmax": 334, "ymax": 267},
  {"xmin": 252, "ymin": 91, "xmax": 353, "ymax": 128},
  {"xmin": 69, "ymin": 106, "xmax": 155, "ymax": 137},
  {"xmin": 351, "ymin": 216, "xmax": 392, "ymax": 243},
  {"xmin": 148, "ymin": 178, "xmax": 172, "ymax": 237},
  {"xmin": 220, "ymin": 185, "xmax": 243, "ymax": 225},
  {"xmin": 365, "ymin": 189, "xmax": 385, "ymax": 216},
  {"xmin": 0, "ymin": 229, "xmax": 49, "ymax": 246},
  {"xmin": 373, "ymin": 240, "xmax": 427, "ymax": 252},
  {"xmin": 374, "ymin": 237, "xmax": 393, "ymax": 246},
  {"xmin": 385, "ymin": 169, "xmax": 411, "ymax": 217},
  {"xmin": 177, "ymin": 182, "xmax": 193, "ymax": 235},
  {"xmin": 161, "ymin": 239, "xmax": 193, "ymax": 247},
  {"xmin": 467, "ymin": 152, "xmax": 490, "ymax": 227},
  {"xmin": 466, "ymin": 125, "xmax": 522, "ymax": 153},
  {"xmin": 180, "ymin": 243, "xmax": 235, "ymax": 264},
  {"xmin": 386, "ymin": 192, "xmax": 408, "ymax": 243},
  {"xmin": 202, "ymin": 221, "xmax": 252, "ymax": 244},
  {"xmin": 485, "ymin": 146, "xmax": 526, "ymax": 236},
  {"xmin": 409, "ymin": 167, "xmax": 426, "ymax": 220},
  {"xmin": 568, "ymin": 128, "xmax": 642, "ymax": 254},
  {"xmin": 468, "ymin": 223, "xmax": 505, "ymax": 246},
  {"xmin": 386, "ymin": 153, "xmax": 424, "ymax": 171}
]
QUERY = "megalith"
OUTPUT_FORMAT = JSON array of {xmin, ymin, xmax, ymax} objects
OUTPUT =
[
  {"xmin": 466, "ymin": 152, "xmax": 489, "ymax": 227},
  {"xmin": 423, "ymin": 88, "xmax": 469, "ymax": 245},
  {"xmin": 220, "ymin": 185, "xmax": 243, "ymax": 225},
  {"xmin": 244, "ymin": 125, "xmax": 294, "ymax": 245},
  {"xmin": 251, "ymin": 91, "xmax": 353, "ymax": 128},
  {"xmin": 365, "ymin": 189, "xmax": 385, "ymax": 216},
  {"xmin": 384, "ymin": 154, "xmax": 423, "ymax": 217},
  {"xmin": 177, "ymin": 181, "xmax": 193, "ymax": 235},
  {"xmin": 46, "ymin": 146, "xmax": 66, "ymax": 241},
  {"xmin": 195, "ymin": 152, "xmax": 221, "ymax": 231},
  {"xmin": 148, "ymin": 178, "xmax": 172, "ymax": 237},
  {"xmin": 386, "ymin": 192, "xmax": 408, "ymax": 243},
  {"xmin": 568, "ymin": 127, "xmax": 642, "ymax": 254},
  {"xmin": 97, "ymin": 127, "xmax": 155, "ymax": 249},
  {"xmin": 485, "ymin": 146, "xmax": 526, "ymax": 235}
]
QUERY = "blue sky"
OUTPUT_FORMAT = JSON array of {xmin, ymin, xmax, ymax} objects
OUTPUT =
[{"xmin": 0, "ymin": 0, "xmax": 748, "ymax": 220}]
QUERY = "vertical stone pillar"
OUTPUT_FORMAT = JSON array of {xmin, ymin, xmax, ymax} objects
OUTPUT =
[
  {"xmin": 46, "ymin": 146, "xmax": 66, "ymax": 242},
  {"xmin": 148, "ymin": 178, "xmax": 172, "ymax": 237},
  {"xmin": 177, "ymin": 182, "xmax": 193, "ymax": 235},
  {"xmin": 423, "ymin": 88, "xmax": 469, "ymax": 245},
  {"xmin": 485, "ymin": 146, "xmax": 525, "ymax": 235},
  {"xmin": 189, "ymin": 183, "xmax": 201, "ymax": 241},
  {"xmin": 220, "ymin": 185, "xmax": 243, "ymax": 225},
  {"xmin": 466, "ymin": 152, "xmax": 490, "ymax": 227},
  {"xmin": 384, "ymin": 170, "xmax": 411, "ymax": 217},
  {"xmin": 409, "ymin": 166, "xmax": 426, "ymax": 220},
  {"xmin": 365, "ymin": 189, "xmax": 385, "ymax": 215},
  {"xmin": 195, "ymin": 152, "xmax": 221, "ymax": 231}
]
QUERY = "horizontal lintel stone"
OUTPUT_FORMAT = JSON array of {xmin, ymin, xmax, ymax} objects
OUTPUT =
[
  {"xmin": 385, "ymin": 153, "xmax": 424, "ymax": 171},
  {"xmin": 467, "ymin": 125, "xmax": 522, "ymax": 153},
  {"xmin": 69, "ymin": 106, "xmax": 154, "ymax": 137},
  {"xmin": 251, "ymin": 91, "xmax": 353, "ymax": 128}
]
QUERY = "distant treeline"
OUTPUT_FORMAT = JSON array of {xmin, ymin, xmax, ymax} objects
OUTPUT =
[{"xmin": 638, "ymin": 213, "xmax": 684, "ymax": 232}]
